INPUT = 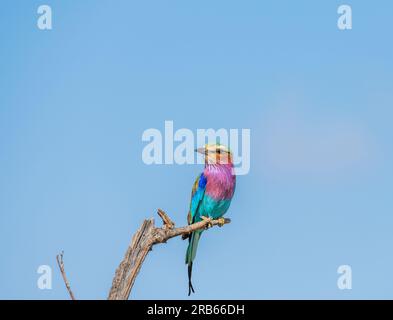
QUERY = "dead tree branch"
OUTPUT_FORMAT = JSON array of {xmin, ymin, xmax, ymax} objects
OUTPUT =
[
  {"xmin": 56, "ymin": 209, "xmax": 229, "ymax": 300},
  {"xmin": 107, "ymin": 209, "xmax": 230, "ymax": 300},
  {"xmin": 56, "ymin": 251, "xmax": 76, "ymax": 300}
]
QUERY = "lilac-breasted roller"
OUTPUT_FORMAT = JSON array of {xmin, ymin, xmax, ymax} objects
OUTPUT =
[{"xmin": 185, "ymin": 144, "xmax": 236, "ymax": 295}]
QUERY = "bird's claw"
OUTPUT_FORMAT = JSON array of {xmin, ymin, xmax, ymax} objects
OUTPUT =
[
  {"xmin": 201, "ymin": 216, "xmax": 213, "ymax": 228},
  {"xmin": 217, "ymin": 217, "xmax": 226, "ymax": 227}
]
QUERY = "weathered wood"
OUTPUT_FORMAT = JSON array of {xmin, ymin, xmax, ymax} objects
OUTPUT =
[
  {"xmin": 107, "ymin": 210, "xmax": 230, "ymax": 300},
  {"xmin": 108, "ymin": 219, "xmax": 155, "ymax": 300},
  {"xmin": 57, "ymin": 209, "xmax": 230, "ymax": 300},
  {"xmin": 56, "ymin": 251, "xmax": 76, "ymax": 300}
]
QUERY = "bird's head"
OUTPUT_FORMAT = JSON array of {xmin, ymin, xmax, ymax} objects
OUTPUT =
[{"xmin": 195, "ymin": 144, "xmax": 233, "ymax": 165}]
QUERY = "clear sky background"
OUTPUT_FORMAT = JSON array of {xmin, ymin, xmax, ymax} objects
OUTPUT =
[{"xmin": 0, "ymin": 1, "xmax": 392, "ymax": 299}]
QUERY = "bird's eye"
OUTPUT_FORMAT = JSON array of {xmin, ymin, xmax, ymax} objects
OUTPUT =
[{"xmin": 217, "ymin": 149, "xmax": 221, "ymax": 154}]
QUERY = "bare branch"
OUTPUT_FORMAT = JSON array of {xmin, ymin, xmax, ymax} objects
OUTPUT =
[
  {"xmin": 157, "ymin": 208, "xmax": 175, "ymax": 229},
  {"xmin": 56, "ymin": 251, "xmax": 76, "ymax": 300},
  {"xmin": 107, "ymin": 210, "xmax": 230, "ymax": 300}
]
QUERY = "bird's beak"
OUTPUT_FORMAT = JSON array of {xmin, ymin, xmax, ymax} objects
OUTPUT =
[{"xmin": 195, "ymin": 147, "xmax": 206, "ymax": 154}]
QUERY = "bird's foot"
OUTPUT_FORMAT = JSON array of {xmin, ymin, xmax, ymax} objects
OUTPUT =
[
  {"xmin": 217, "ymin": 217, "xmax": 226, "ymax": 227},
  {"xmin": 201, "ymin": 216, "xmax": 213, "ymax": 228}
]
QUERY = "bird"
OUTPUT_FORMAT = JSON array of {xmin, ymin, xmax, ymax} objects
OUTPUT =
[{"xmin": 185, "ymin": 143, "xmax": 236, "ymax": 296}]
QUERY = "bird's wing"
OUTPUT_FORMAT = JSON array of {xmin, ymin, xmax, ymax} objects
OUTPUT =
[{"xmin": 188, "ymin": 173, "xmax": 207, "ymax": 225}]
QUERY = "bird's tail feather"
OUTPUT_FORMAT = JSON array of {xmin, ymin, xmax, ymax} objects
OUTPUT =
[
  {"xmin": 186, "ymin": 231, "xmax": 202, "ymax": 295},
  {"xmin": 188, "ymin": 263, "xmax": 195, "ymax": 296}
]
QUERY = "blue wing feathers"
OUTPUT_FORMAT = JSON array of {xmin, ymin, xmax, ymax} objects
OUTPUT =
[
  {"xmin": 190, "ymin": 173, "xmax": 207, "ymax": 223},
  {"xmin": 198, "ymin": 173, "xmax": 207, "ymax": 189}
]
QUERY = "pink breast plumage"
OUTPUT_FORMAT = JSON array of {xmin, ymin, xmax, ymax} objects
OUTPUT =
[{"xmin": 204, "ymin": 164, "xmax": 236, "ymax": 201}]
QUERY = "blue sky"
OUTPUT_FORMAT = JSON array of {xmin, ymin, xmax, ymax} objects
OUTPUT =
[{"xmin": 0, "ymin": 1, "xmax": 392, "ymax": 299}]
